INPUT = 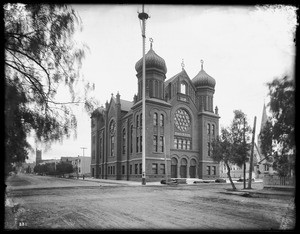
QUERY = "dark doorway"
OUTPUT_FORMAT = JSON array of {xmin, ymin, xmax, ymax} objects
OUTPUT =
[
  {"xmin": 180, "ymin": 158, "xmax": 187, "ymax": 178},
  {"xmin": 171, "ymin": 157, "xmax": 178, "ymax": 178},
  {"xmin": 190, "ymin": 159, "xmax": 196, "ymax": 178}
]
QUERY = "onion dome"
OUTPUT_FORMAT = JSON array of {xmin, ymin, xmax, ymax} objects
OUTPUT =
[
  {"xmin": 135, "ymin": 39, "xmax": 167, "ymax": 74},
  {"xmin": 192, "ymin": 60, "xmax": 216, "ymax": 88}
]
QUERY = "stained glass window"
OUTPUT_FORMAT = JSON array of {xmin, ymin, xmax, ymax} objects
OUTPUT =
[{"xmin": 174, "ymin": 108, "xmax": 191, "ymax": 132}]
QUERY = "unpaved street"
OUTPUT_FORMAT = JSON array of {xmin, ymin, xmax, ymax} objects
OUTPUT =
[{"xmin": 5, "ymin": 173, "xmax": 294, "ymax": 230}]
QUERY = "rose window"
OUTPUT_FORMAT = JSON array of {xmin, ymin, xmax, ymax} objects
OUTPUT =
[{"xmin": 174, "ymin": 109, "xmax": 191, "ymax": 132}]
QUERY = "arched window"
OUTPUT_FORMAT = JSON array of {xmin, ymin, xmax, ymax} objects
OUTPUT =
[
  {"xmin": 180, "ymin": 82, "xmax": 187, "ymax": 94},
  {"xmin": 109, "ymin": 120, "xmax": 116, "ymax": 156},
  {"xmin": 212, "ymin": 124, "xmax": 215, "ymax": 136},
  {"xmin": 160, "ymin": 136, "xmax": 164, "ymax": 152},
  {"xmin": 130, "ymin": 125, "xmax": 133, "ymax": 153},
  {"xmin": 153, "ymin": 113, "xmax": 158, "ymax": 126},
  {"xmin": 207, "ymin": 123, "xmax": 211, "ymax": 135},
  {"xmin": 160, "ymin": 114, "xmax": 164, "ymax": 127},
  {"xmin": 153, "ymin": 135, "xmax": 158, "ymax": 152},
  {"xmin": 122, "ymin": 128, "xmax": 126, "ymax": 154},
  {"xmin": 136, "ymin": 114, "xmax": 139, "ymax": 128},
  {"xmin": 99, "ymin": 137, "xmax": 102, "ymax": 159},
  {"xmin": 140, "ymin": 114, "xmax": 142, "ymax": 129}
]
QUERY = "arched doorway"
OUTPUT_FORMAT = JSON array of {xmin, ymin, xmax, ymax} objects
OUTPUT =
[
  {"xmin": 171, "ymin": 157, "xmax": 178, "ymax": 178},
  {"xmin": 190, "ymin": 159, "xmax": 197, "ymax": 178},
  {"xmin": 180, "ymin": 158, "xmax": 187, "ymax": 178}
]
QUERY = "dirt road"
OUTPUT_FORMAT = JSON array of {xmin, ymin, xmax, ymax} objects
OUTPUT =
[{"xmin": 5, "ymin": 173, "xmax": 294, "ymax": 230}]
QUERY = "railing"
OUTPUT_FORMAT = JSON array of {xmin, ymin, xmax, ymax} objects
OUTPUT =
[{"xmin": 263, "ymin": 175, "xmax": 295, "ymax": 186}]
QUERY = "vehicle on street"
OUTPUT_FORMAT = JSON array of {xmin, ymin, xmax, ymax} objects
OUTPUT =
[{"xmin": 215, "ymin": 178, "xmax": 227, "ymax": 183}]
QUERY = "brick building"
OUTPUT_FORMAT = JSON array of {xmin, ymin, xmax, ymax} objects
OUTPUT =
[{"xmin": 91, "ymin": 43, "xmax": 220, "ymax": 181}]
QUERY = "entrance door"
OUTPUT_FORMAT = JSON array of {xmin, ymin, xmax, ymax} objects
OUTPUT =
[
  {"xmin": 189, "ymin": 159, "xmax": 196, "ymax": 178},
  {"xmin": 190, "ymin": 166, "xmax": 196, "ymax": 178},
  {"xmin": 171, "ymin": 157, "xmax": 178, "ymax": 178},
  {"xmin": 180, "ymin": 158, "xmax": 187, "ymax": 178}
]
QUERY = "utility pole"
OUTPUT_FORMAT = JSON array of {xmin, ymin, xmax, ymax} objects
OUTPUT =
[
  {"xmin": 79, "ymin": 147, "xmax": 86, "ymax": 178},
  {"xmin": 248, "ymin": 116, "xmax": 256, "ymax": 189},
  {"xmin": 243, "ymin": 118, "xmax": 246, "ymax": 189},
  {"xmin": 80, "ymin": 147, "xmax": 87, "ymax": 157},
  {"xmin": 138, "ymin": 5, "xmax": 149, "ymax": 185}
]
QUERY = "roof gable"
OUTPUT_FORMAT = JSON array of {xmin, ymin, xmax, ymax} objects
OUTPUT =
[
  {"xmin": 110, "ymin": 96, "xmax": 133, "ymax": 112},
  {"xmin": 165, "ymin": 69, "xmax": 196, "ymax": 91}
]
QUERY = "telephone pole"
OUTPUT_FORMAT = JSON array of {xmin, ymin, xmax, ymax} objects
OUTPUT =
[
  {"xmin": 138, "ymin": 5, "xmax": 149, "ymax": 185},
  {"xmin": 80, "ymin": 147, "xmax": 87, "ymax": 157},
  {"xmin": 243, "ymin": 118, "xmax": 246, "ymax": 189},
  {"xmin": 248, "ymin": 116, "xmax": 256, "ymax": 189}
]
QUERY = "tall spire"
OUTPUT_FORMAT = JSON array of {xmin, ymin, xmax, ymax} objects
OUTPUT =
[
  {"xmin": 260, "ymin": 103, "xmax": 268, "ymax": 133},
  {"xmin": 201, "ymin": 59, "xmax": 204, "ymax": 70}
]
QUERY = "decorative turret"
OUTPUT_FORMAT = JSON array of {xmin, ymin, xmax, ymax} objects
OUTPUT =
[
  {"xmin": 135, "ymin": 39, "xmax": 167, "ymax": 101},
  {"xmin": 193, "ymin": 60, "xmax": 216, "ymax": 112},
  {"xmin": 192, "ymin": 60, "xmax": 216, "ymax": 89},
  {"xmin": 135, "ymin": 39, "xmax": 167, "ymax": 74}
]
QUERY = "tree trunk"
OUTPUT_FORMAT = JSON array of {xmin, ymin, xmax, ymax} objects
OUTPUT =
[{"xmin": 225, "ymin": 162, "xmax": 237, "ymax": 190}]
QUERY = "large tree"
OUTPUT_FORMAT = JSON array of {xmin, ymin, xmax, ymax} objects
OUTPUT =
[
  {"xmin": 4, "ymin": 4, "xmax": 96, "ymax": 175},
  {"xmin": 211, "ymin": 128, "xmax": 237, "ymax": 190},
  {"xmin": 211, "ymin": 110, "xmax": 252, "ymax": 190},
  {"xmin": 230, "ymin": 110, "xmax": 252, "ymax": 187},
  {"xmin": 259, "ymin": 75, "xmax": 295, "ymax": 177}
]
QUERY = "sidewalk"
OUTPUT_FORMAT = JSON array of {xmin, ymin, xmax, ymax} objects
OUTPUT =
[
  {"xmin": 81, "ymin": 177, "xmax": 162, "ymax": 186},
  {"xmin": 224, "ymin": 186, "xmax": 295, "ymax": 199}
]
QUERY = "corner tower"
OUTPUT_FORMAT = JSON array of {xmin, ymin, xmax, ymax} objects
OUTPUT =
[
  {"xmin": 135, "ymin": 39, "xmax": 167, "ymax": 101},
  {"xmin": 192, "ymin": 60, "xmax": 216, "ymax": 112},
  {"xmin": 192, "ymin": 60, "xmax": 220, "ymax": 179}
]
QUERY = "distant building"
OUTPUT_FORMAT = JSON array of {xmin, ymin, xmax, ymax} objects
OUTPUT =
[
  {"xmin": 61, "ymin": 156, "xmax": 91, "ymax": 176},
  {"xmin": 61, "ymin": 156, "xmax": 78, "ymax": 167},
  {"xmin": 35, "ymin": 149, "xmax": 60, "ymax": 166},
  {"xmin": 77, "ymin": 156, "xmax": 91, "ymax": 176},
  {"xmin": 20, "ymin": 162, "xmax": 36, "ymax": 173},
  {"xmin": 256, "ymin": 103, "xmax": 275, "ymax": 176},
  {"xmin": 39, "ymin": 159, "xmax": 60, "ymax": 165},
  {"xmin": 36, "ymin": 149, "xmax": 42, "ymax": 164}
]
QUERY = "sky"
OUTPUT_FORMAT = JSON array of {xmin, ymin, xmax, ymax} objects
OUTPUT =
[{"xmin": 26, "ymin": 4, "xmax": 297, "ymax": 162}]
